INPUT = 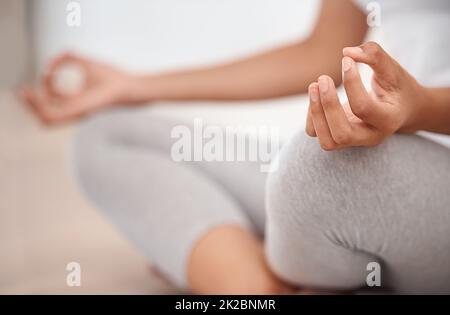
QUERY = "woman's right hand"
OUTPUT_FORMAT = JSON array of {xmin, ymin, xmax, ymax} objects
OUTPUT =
[{"xmin": 21, "ymin": 53, "xmax": 133, "ymax": 125}]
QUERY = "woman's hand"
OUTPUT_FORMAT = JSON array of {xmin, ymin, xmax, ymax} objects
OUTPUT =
[
  {"xmin": 305, "ymin": 41, "xmax": 428, "ymax": 150},
  {"xmin": 20, "ymin": 53, "xmax": 133, "ymax": 125}
]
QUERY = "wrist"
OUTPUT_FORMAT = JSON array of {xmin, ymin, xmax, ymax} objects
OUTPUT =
[
  {"xmin": 398, "ymin": 83, "xmax": 430, "ymax": 133},
  {"xmin": 411, "ymin": 87, "xmax": 450, "ymax": 134},
  {"xmin": 117, "ymin": 73, "xmax": 158, "ymax": 104}
]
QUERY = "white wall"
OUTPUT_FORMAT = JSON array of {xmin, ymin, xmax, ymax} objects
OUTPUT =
[
  {"xmin": 29, "ymin": 0, "xmax": 322, "ymax": 139},
  {"xmin": 31, "ymin": 0, "xmax": 320, "ymax": 74},
  {"xmin": 29, "ymin": 0, "xmax": 325, "ymax": 139}
]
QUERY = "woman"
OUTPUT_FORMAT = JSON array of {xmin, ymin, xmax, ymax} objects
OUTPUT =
[{"xmin": 22, "ymin": 0, "xmax": 450, "ymax": 294}]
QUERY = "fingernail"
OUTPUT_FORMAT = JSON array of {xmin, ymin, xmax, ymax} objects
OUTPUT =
[
  {"xmin": 342, "ymin": 57, "xmax": 353, "ymax": 72},
  {"xmin": 318, "ymin": 76, "xmax": 329, "ymax": 93},
  {"xmin": 309, "ymin": 85, "xmax": 319, "ymax": 102},
  {"xmin": 343, "ymin": 47, "xmax": 364, "ymax": 55}
]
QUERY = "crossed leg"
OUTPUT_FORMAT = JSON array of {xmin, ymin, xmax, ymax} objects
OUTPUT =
[{"xmin": 71, "ymin": 108, "xmax": 450, "ymax": 294}]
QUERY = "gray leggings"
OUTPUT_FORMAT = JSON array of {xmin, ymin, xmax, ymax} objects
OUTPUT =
[{"xmin": 71, "ymin": 108, "xmax": 450, "ymax": 294}]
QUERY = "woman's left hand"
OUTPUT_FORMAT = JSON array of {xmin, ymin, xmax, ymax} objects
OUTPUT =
[{"xmin": 305, "ymin": 41, "xmax": 427, "ymax": 150}]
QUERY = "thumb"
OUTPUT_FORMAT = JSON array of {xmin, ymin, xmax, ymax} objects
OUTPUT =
[{"xmin": 343, "ymin": 41, "xmax": 400, "ymax": 90}]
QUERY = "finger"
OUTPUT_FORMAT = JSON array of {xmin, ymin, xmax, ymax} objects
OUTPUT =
[
  {"xmin": 41, "ymin": 103, "xmax": 89, "ymax": 125},
  {"xmin": 46, "ymin": 52, "xmax": 87, "ymax": 75},
  {"xmin": 349, "ymin": 120, "xmax": 385, "ymax": 148},
  {"xmin": 44, "ymin": 93, "xmax": 107, "ymax": 124},
  {"xmin": 63, "ymin": 88, "xmax": 111, "ymax": 110},
  {"xmin": 339, "ymin": 103, "xmax": 385, "ymax": 148},
  {"xmin": 317, "ymin": 75, "xmax": 353, "ymax": 146},
  {"xmin": 43, "ymin": 52, "xmax": 87, "ymax": 97},
  {"xmin": 305, "ymin": 105, "xmax": 316, "ymax": 137},
  {"xmin": 309, "ymin": 82, "xmax": 337, "ymax": 151},
  {"xmin": 45, "ymin": 88, "xmax": 112, "ymax": 124},
  {"xmin": 342, "ymin": 41, "xmax": 400, "ymax": 90},
  {"xmin": 18, "ymin": 86, "xmax": 32, "ymax": 104},
  {"xmin": 341, "ymin": 56, "xmax": 390, "ymax": 128},
  {"xmin": 22, "ymin": 86, "xmax": 87, "ymax": 125},
  {"xmin": 21, "ymin": 86, "xmax": 46, "ymax": 109},
  {"xmin": 21, "ymin": 87, "xmax": 56, "ymax": 124}
]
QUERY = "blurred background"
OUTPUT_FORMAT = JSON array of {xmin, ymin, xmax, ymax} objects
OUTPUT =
[{"xmin": 0, "ymin": 0, "xmax": 324, "ymax": 294}]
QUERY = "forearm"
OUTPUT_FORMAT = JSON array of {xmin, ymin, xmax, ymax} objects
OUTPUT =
[
  {"xmin": 124, "ymin": 39, "xmax": 342, "ymax": 103},
  {"xmin": 121, "ymin": 0, "xmax": 368, "ymax": 104},
  {"xmin": 417, "ymin": 87, "xmax": 450, "ymax": 134}
]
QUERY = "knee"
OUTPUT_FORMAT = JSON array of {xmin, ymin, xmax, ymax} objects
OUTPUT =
[
  {"xmin": 266, "ymin": 131, "xmax": 414, "ymax": 224},
  {"xmin": 265, "ymin": 131, "xmax": 391, "ymax": 285},
  {"xmin": 266, "ymin": 132, "xmax": 352, "ymax": 227},
  {"xmin": 266, "ymin": 132, "xmax": 450, "ymax": 291}
]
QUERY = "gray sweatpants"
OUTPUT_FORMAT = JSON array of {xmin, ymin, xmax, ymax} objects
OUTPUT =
[{"xmin": 70, "ymin": 108, "xmax": 450, "ymax": 294}]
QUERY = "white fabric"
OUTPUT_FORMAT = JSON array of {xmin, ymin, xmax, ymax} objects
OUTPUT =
[{"xmin": 354, "ymin": 0, "xmax": 450, "ymax": 148}]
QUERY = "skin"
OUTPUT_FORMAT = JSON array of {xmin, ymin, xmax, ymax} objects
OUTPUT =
[
  {"xmin": 20, "ymin": 0, "xmax": 450, "ymax": 294},
  {"xmin": 305, "ymin": 42, "xmax": 450, "ymax": 150},
  {"xmin": 187, "ymin": 225, "xmax": 295, "ymax": 295}
]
